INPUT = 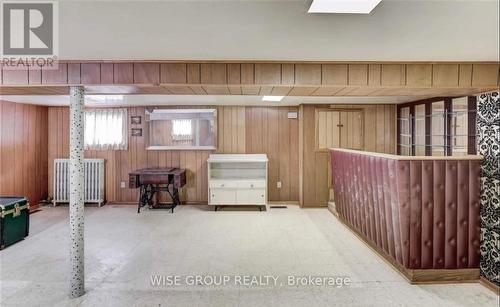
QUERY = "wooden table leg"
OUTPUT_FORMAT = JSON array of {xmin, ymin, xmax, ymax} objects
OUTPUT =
[
  {"xmin": 172, "ymin": 186, "xmax": 180, "ymax": 213},
  {"xmin": 137, "ymin": 185, "xmax": 144, "ymax": 213}
]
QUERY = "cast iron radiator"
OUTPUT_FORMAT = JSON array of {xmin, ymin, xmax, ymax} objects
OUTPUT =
[
  {"xmin": 53, "ymin": 159, "xmax": 105, "ymax": 206},
  {"xmin": 330, "ymin": 149, "xmax": 482, "ymax": 270}
]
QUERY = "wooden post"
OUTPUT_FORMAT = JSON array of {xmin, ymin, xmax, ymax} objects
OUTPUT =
[
  {"xmin": 467, "ymin": 96, "xmax": 477, "ymax": 155},
  {"xmin": 444, "ymin": 98, "xmax": 452, "ymax": 156},
  {"xmin": 425, "ymin": 102, "xmax": 432, "ymax": 156},
  {"xmin": 410, "ymin": 105, "xmax": 416, "ymax": 156}
]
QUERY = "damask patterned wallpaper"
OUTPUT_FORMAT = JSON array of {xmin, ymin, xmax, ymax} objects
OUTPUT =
[{"xmin": 477, "ymin": 91, "xmax": 499, "ymax": 286}]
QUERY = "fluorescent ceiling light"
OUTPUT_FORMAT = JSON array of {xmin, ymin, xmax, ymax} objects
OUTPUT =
[
  {"xmin": 308, "ymin": 0, "xmax": 382, "ymax": 14},
  {"xmin": 87, "ymin": 95, "xmax": 124, "ymax": 102},
  {"xmin": 262, "ymin": 96, "xmax": 284, "ymax": 102}
]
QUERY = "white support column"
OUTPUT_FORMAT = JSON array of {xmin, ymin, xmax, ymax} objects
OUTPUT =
[{"xmin": 69, "ymin": 86, "xmax": 85, "ymax": 298}]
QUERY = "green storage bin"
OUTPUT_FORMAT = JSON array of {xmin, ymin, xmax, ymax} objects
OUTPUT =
[{"xmin": 0, "ymin": 197, "xmax": 30, "ymax": 249}]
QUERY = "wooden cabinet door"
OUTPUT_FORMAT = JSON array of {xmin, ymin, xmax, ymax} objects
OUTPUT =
[
  {"xmin": 316, "ymin": 109, "xmax": 364, "ymax": 151},
  {"xmin": 342, "ymin": 110, "xmax": 363, "ymax": 150},
  {"xmin": 317, "ymin": 110, "xmax": 341, "ymax": 149}
]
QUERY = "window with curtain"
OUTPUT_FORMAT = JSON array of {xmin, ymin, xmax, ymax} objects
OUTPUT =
[
  {"xmin": 171, "ymin": 119, "xmax": 193, "ymax": 141},
  {"xmin": 84, "ymin": 108, "xmax": 127, "ymax": 150}
]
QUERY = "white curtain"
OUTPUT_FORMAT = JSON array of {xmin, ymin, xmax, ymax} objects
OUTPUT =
[
  {"xmin": 171, "ymin": 119, "xmax": 193, "ymax": 141},
  {"xmin": 84, "ymin": 108, "xmax": 128, "ymax": 150}
]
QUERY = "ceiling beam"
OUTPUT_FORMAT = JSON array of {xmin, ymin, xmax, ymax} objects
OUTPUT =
[{"xmin": 1, "ymin": 61, "xmax": 498, "ymax": 97}]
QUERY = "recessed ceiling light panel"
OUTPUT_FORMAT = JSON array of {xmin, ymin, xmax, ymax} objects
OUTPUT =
[
  {"xmin": 308, "ymin": 0, "xmax": 382, "ymax": 14},
  {"xmin": 87, "ymin": 95, "xmax": 124, "ymax": 103},
  {"xmin": 262, "ymin": 96, "xmax": 284, "ymax": 102}
]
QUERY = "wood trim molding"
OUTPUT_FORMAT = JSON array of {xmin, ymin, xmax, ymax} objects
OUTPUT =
[
  {"xmin": 397, "ymin": 107, "xmax": 401, "ymax": 155},
  {"xmin": 479, "ymin": 276, "xmax": 500, "ymax": 295},
  {"xmin": 424, "ymin": 102, "xmax": 432, "ymax": 156},
  {"xmin": 410, "ymin": 105, "xmax": 416, "ymax": 156},
  {"xmin": 467, "ymin": 96, "xmax": 477, "ymax": 155},
  {"xmin": 330, "ymin": 148, "xmax": 483, "ymax": 160},
  {"xmin": 444, "ymin": 98, "xmax": 453, "ymax": 156}
]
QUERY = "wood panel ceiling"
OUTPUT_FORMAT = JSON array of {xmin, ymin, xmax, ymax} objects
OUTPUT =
[{"xmin": 1, "ymin": 62, "xmax": 498, "ymax": 97}]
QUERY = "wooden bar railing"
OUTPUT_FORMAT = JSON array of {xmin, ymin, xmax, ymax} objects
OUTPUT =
[{"xmin": 330, "ymin": 148, "xmax": 483, "ymax": 283}]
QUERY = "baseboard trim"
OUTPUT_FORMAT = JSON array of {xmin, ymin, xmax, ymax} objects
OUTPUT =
[
  {"xmin": 107, "ymin": 201, "xmax": 299, "ymax": 206},
  {"xmin": 409, "ymin": 269, "xmax": 479, "ymax": 284},
  {"xmin": 330, "ymin": 208, "xmax": 480, "ymax": 284},
  {"xmin": 300, "ymin": 204, "xmax": 328, "ymax": 208},
  {"xmin": 268, "ymin": 201, "xmax": 299, "ymax": 205},
  {"xmin": 327, "ymin": 202, "xmax": 338, "ymax": 217},
  {"xmin": 479, "ymin": 276, "xmax": 500, "ymax": 295}
]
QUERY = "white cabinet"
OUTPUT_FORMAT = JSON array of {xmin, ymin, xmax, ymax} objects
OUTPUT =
[
  {"xmin": 207, "ymin": 154, "xmax": 268, "ymax": 206},
  {"xmin": 210, "ymin": 189, "xmax": 236, "ymax": 204},
  {"xmin": 236, "ymin": 189, "xmax": 266, "ymax": 205}
]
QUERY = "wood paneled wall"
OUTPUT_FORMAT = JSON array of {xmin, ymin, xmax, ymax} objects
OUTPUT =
[
  {"xmin": 47, "ymin": 106, "xmax": 299, "ymax": 203},
  {"xmin": 299, "ymin": 104, "xmax": 396, "ymax": 207},
  {"xmin": 0, "ymin": 100, "xmax": 48, "ymax": 209},
  {"xmin": 216, "ymin": 106, "xmax": 246, "ymax": 154},
  {"xmin": 245, "ymin": 107, "xmax": 300, "ymax": 201},
  {"xmin": 0, "ymin": 102, "xmax": 394, "ymax": 207}
]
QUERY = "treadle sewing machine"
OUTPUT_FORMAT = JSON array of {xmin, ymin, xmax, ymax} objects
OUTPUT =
[{"xmin": 129, "ymin": 168, "xmax": 187, "ymax": 213}]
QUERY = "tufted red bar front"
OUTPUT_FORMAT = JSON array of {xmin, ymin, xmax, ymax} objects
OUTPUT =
[{"xmin": 330, "ymin": 148, "xmax": 482, "ymax": 283}]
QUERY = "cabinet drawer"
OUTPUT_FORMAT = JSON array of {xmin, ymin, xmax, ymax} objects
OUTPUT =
[
  {"xmin": 236, "ymin": 189, "xmax": 266, "ymax": 205},
  {"xmin": 237, "ymin": 181, "xmax": 266, "ymax": 189},
  {"xmin": 210, "ymin": 189, "xmax": 236, "ymax": 204},
  {"xmin": 209, "ymin": 181, "xmax": 238, "ymax": 189}
]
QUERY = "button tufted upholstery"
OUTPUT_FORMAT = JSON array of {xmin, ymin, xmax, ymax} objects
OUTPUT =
[{"xmin": 330, "ymin": 149, "xmax": 481, "ymax": 270}]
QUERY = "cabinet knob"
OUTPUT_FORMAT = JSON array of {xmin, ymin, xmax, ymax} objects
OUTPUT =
[
  {"xmin": 221, "ymin": 184, "xmax": 225, "ymax": 187},
  {"xmin": 250, "ymin": 184, "xmax": 254, "ymax": 188}
]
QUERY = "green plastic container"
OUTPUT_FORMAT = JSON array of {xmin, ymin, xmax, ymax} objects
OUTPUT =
[{"xmin": 0, "ymin": 197, "xmax": 30, "ymax": 249}]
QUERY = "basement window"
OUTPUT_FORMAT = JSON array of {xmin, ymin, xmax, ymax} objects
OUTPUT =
[
  {"xmin": 171, "ymin": 119, "xmax": 193, "ymax": 141},
  {"xmin": 84, "ymin": 108, "xmax": 128, "ymax": 150}
]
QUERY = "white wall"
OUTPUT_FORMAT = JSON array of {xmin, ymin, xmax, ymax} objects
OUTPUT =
[{"xmin": 58, "ymin": 0, "xmax": 499, "ymax": 61}]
